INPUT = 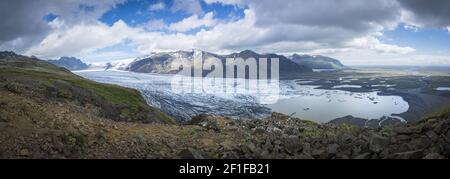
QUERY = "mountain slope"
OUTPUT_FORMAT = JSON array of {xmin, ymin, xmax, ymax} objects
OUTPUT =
[
  {"xmin": 0, "ymin": 52, "xmax": 174, "ymax": 124},
  {"xmin": 48, "ymin": 57, "xmax": 89, "ymax": 71},
  {"xmin": 127, "ymin": 50, "xmax": 313, "ymax": 76},
  {"xmin": 223, "ymin": 50, "xmax": 313, "ymax": 74},
  {"xmin": 290, "ymin": 54, "xmax": 344, "ymax": 69},
  {"xmin": 126, "ymin": 51, "xmax": 193, "ymax": 74},
  {"xmin": 48, "ymin": 50, "xmax": 339, "ymax": 75}
]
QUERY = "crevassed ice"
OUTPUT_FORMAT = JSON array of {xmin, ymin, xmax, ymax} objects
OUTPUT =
[{"xmin": 76, "ymin": 71, "xmax": 409, "ymax": 123}]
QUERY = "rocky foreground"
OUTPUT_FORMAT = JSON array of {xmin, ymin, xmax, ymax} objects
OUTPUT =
[
  {"xmin": 1, "ymin": 86, "xmax": 449, "ymax": 159},
  {"xmin": 0, "ymin": 52, "xmax": 449, "ymax": 159},
  {"xmin": 1, "ymin": 99, "xmax": 449, "ymax": 159}
]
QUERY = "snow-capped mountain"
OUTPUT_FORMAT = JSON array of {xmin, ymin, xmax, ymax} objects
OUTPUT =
[
  {"xmin": 126, "ymin": 49, "xmax": 315, "ymax": 75},
  {"xmin": 48, "ymin": 57, "xmax": 89, "ymax": 71},
  {"xmin": 75, "ymin": 58, "xmax": 136, "ymax": 72},
  {"xmin": 126, "ymin": 50, "xmax": 196, "ymax": 74},
  {"xmin": 105, "ymin": 58, "xmax": 136, "ymax": 71},
  {"xmin": 50, "ymin": 50, "xmax": 344, "ymax": 75}
]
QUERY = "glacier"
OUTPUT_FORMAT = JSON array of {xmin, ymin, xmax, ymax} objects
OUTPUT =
[{"xmin": 75, "ymin": 71, "xmax": 409, "ymax": 123}]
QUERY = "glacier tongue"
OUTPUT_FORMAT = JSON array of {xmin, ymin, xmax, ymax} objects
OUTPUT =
[
  {"xmin": 75, "ymin": 58, "xmax": 135, "ymax": 72},
  {"xmin": 106, "ymin": 58, "xmax": 135, "ymax": 71},
  {"xmin": 75, "ymin": 70, "xmax": 410, "ymax": 123},
  {"xmin": 75, "ymin": 71, "xmax": 272, "ymax": 122}
]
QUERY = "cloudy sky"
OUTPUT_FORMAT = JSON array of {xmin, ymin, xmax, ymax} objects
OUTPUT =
[{"xmin": 1, "ymin": 0, "xmax": 450, "ymax": 65}]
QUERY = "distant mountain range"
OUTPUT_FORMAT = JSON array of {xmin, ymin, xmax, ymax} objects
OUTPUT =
[
  {"xmin": 46, "ymin": 50, "xmax": 345, "ymax": 76},
  {"xmin": 290, "ymin": 54, "xmax": 344, "ymax": 69},
  {"xmin": 48, "ymin": 57, "xmax": 89, "ymax": 71},
  {"xmin": 0, "ymin": 51, "xmax": 22, "ymax": 59}
]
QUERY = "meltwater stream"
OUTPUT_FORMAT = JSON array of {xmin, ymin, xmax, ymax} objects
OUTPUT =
[{"xmin": 76, "ymin": 71, "xmax": 409, "ymax": 123}]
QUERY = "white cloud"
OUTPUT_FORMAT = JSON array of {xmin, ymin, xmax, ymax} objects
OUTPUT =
[
  {"xmin": 169, "ymin": 12, "xmax": 216, "ymax": 32},
  {"xmin": 26, "ymin": 20, "xmax": 139, "ymax": 58},
  {"xmin": 131, "ymin": 32, "xmax": 196, "ymax": 54},
  {"xmin": 190, "ymin": 9, "xmax": 415, "ymax": 56},
  {"xmin": 204, "ymin": 0, "xmax": 246, "ymax": 7},
  {"xmin": 26, "ymin": 6, "xmax": 418, "ymax": 65},
  {"xmin": 7, "ymin": 0, "xmax": 448, "ymax": 66},
  {"xmin": 171, "ymin": 0, "xmax": 203, "ymax": 15},
  {"xmin": 79, "ymin": 50, "xmax": 138, "ymax": 63},
  {"xmin": 404, "ymin": 24, "xmax": 419, "ymax": 32},
  {"xmin": 400, "ymin": 9, "xmax": 421, "ymax": 27},
  {"xmin": 149, "ymin": 2, "xmax": 165, "ymax": 11},
  {"xmin": 142, "ymin": 19, "xmax": 168, "ymax": 31},
  {"xmin": 348, "ymin": 36, "xmax": 415, "ymax": 54},
  {"xmin": 249, "ymin": 0, "xmax": 401, "ymax": 31},
  {"xmin": 398, "ymin": 0, "xmax": 450, "ymax": 28},
  {"xmin": 0, "ymin": 0, "xmax": 126, "ymax": 52}
]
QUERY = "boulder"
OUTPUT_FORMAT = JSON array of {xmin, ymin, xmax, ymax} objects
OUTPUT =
[
  {"xmin": 17, "ymin": 149, "xmax": 30, "ymax": 157},
  {"xmin": 396, "ymin": 126, "xmax": 423, "ymax": 135},
  {"xmin": 284, "ymin": 136, "xmax": 303, "ymax": 154},
  {"xmin": 0, "ymin": 115, "xmax": 8, "ymax": 122},
  {"xmin": 311, "ymin": 149, "xmax": 326, "ymax": 159},
  {"xmin": 302, "ymin": 142, "xmax": 312, "ymax": 154},
  {"xmin": 245, "ymin": 143, "xmax": 258, "ymax": 153},
  {"xmin": 446, "ymin": 130, "xmax": 450, "ymax": 142},
  {"xmin": 423, "ymin": 153, "xmax": 446, "ymax": 159},
  {"xmin": 327, "ymin": 143, "xmax": 339, "ymax": 155},
  {"xmin": 425, "ymin": 131, "xmax": 439, "ymax": 141},
  {"xmin": 407, "ymin": 137, "xmax": 432, "ymax": 150},
  {"xmin": 179, "ymin": 148, "xmax": 204, "ymax": 159},
  {"xmin": 396, "ymin": 135, "xmax": 411, "ymax": 141},
  {"xmin": 252, "ymin": 127, "xmax": 266, "ymax": 134},
  {"xmin": 298, "ymin": 153, "xmax": 314, "ymax": 159},
  {"xmin": 189, "ymin": 114, "xmax": 219, "ymax": 131},
  {"xmin": 353, "ymin": 152, "xmax": 371, "ymax": 159},
  {"xmin": 393, "ymin": 150, "xmax": 424, "ymax": 159},
  {"xmin": 369, "ymin": 133, "xmax": 388, "ymax": 153}
]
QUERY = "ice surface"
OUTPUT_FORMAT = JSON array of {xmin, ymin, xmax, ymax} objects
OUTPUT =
[
  {"xmin": 76, "ymin": 71, "xmax": 409, "ymax": 123},
  {"xmin": 76, "ymin": 71, "xmax": 273, "ymax": 121}
]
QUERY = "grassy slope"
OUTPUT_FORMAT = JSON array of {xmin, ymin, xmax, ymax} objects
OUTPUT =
[
  {"xmin": 423, "ymin": 104, "xmax": 450, "ymax": 119},
  {"xmin": 421, "ymin": 76, "xmax": 450, "ymax": 119},
  {"xmin": 0, "ymin": 55, "xmax": 174, "ymax": 124}
]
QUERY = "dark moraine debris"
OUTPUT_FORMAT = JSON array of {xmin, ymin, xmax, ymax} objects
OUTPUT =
[{"xmin": 328, "ymin": 115, "xmax": 368, "ymax": 127}]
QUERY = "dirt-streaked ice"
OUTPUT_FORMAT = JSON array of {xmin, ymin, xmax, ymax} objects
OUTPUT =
[{"xmin": 76, "ymin": 71, "xmax": 409, "ymax": 123}]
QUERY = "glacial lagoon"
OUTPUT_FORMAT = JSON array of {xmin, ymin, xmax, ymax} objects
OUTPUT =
[
  {"xmin": 267, "ymin": 85, "xmax": 409, "ymax": 123},
  {"xmin": 76, "ymin": 71, "xmax": 409, "ymax": 123}
]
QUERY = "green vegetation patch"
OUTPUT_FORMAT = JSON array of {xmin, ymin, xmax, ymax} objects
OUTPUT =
[{"xmin": 0, "ymin": 58, "xmax": 174, "ymax": 124}]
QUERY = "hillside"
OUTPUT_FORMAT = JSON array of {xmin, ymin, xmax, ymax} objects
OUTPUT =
[
  {"xmin": 0, "ymin": 52, "xmax": 174, "ymax": 124},
  {"xmin": 290, "ymin": 54, "xmax": 344, "ymax": 69},
  {"xmin": 126, "ymin": 50, "xmax": 313, "ymax": 77},
  {"xmin": 48, "ymin": 57, "xmax": 89, "ymax": 71},
  {"xmin": 222, "ymin": 50, "xmax": 313, "ymax": 74}
]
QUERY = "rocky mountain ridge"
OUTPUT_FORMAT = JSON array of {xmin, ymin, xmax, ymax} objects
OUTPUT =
[
  {"xmin": 48, "ymin": 57, "xmax": 89, "ymax": 71},
  {"xmin": 47, "ymin": 50, "xmax": 345, "ymax": 76},
  {"xmin": 290, "ymin": 54, "xmax": 344, "ymax": 69}
]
